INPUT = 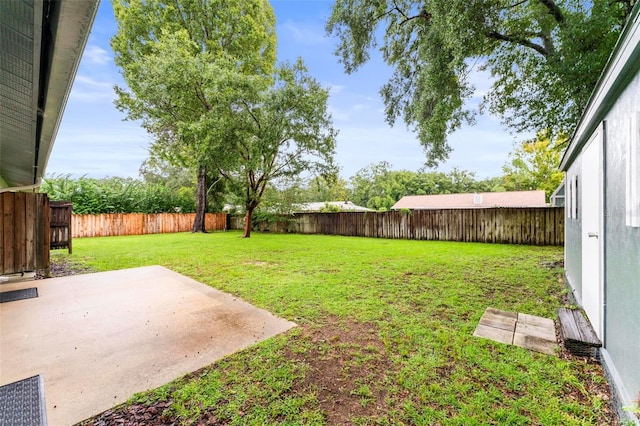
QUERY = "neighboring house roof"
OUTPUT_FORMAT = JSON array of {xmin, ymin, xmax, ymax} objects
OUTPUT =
[
  {"xmin": 391, "ymin": 190, "xmax": 548, "ymax": 210},
  {"xmin": 295, "ymin": 201, "xmax": 373, "ymax": 212},
  {"xmin": 1, "ymin": 0, "xmax": 99, "ymax": 191}
]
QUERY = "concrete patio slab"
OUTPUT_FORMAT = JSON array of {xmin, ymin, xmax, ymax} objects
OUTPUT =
[
  {"xmin": 0, "ymin": 266, "xmax": 296, "ymax": 425},
  {"xmin": 474, "ymin": 307, "xmax": 558, "ymax": 355}
]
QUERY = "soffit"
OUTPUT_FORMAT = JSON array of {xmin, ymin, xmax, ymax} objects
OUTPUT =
[{"xmin": 0, "ymin": 0, "xmax": 99, "ymax": 190}]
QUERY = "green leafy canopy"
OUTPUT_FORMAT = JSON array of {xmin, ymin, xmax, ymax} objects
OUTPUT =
[{"xmin": 327, "ymin": 0, "xmax": 635, "ymax": 165}]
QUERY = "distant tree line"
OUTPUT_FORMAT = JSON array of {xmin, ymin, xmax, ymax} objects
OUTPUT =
[{"xmin": 43, "ymin": 127, "xmax": 563, "ymax": 215}]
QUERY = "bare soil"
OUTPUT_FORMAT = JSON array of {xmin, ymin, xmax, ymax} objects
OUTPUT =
[
  {"xmin": 36, "ymin": 256, "xmax": 96, "ymax": 279},
  {"xmin": 284, "ymin": 318, "xmax": 396, "ymax": 425}
]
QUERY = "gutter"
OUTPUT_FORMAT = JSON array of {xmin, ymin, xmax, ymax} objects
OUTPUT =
[{"xmin": 0, "ymin": 183, "xmax": 42, "ymax": 194}]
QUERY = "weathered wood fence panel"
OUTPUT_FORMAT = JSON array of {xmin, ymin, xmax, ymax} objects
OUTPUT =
[
  {"xmin": 237, "ymin": 208, "xmax": 564, "ymax": 246},
  {"xmin": 1, "ymin": 192, "xmax": 50, "ymax": 275},
  {"xmin": 50, "ymin": 201, "xmax": 72, "ymax": 253},
  {"xmin": 71, "ymin": 213, "xmax": 227, "ymax": 238}
]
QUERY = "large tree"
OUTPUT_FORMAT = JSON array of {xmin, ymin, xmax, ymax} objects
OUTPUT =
[
  {"xmin": 223, "ymin": 60, "xmax": 337, "ymax": 238},
  {"xmin": 111, "ymin": 0, "xmax": 276, "ymax": 232},
  {"xmin": 327, "ymin": 0, "xmax": 635, "ymax": 165}
]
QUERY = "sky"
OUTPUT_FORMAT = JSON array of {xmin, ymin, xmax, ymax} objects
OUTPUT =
[{"xmin": 46, "ymin": 0, "xmax": 529, "ymax": 181}]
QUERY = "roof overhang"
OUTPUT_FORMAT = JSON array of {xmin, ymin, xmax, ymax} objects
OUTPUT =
[
  {"xmin": 0, "ymin": 0, "xmax": 99, "ymax": 191},
  {"xmin": 560, "ymin": 3, "xmax": 640, "ymax": 171}
]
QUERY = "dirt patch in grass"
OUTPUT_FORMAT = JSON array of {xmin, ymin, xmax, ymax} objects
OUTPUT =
[
  {"xmin": 285, "ymin": 317, "xmax": 396, "ymax": 424},
  {"xmin": 243, "ymin": 260, "xmax": 270, "ymax": 267},
  {"xmin": 36, "ymin": 256, "xmax": 97, "ymax": 279}
]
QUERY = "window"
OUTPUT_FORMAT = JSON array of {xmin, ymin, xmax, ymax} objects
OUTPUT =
[
  {"xmin": 574, "ymin": 175, "xmax": 579, "ymax": 220},
  {"xmin": 626, "ymin": 112, "xmax": 640, "ymax": 227},
  {"xmin": 566, "ymin": 175, "xmax": 579, "ymax": 220},
  {"xmin": 567, "ymin": 177, "xmax": 573, "ymax": 219}
]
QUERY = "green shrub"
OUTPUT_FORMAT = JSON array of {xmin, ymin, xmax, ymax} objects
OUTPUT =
[{"xmin": 41, "ymin": 175, "xmax": 197, "ymax": 214}]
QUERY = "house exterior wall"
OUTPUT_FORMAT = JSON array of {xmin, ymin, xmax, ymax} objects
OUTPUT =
[
  {"xmin": 560, "ymin": 3, "xmax": 640, "ymax": 413},
  {"xmin": 564, "ymin": 160, "xmax": 582, "ymax": 301},
  {"xmin": 602, "ymin": 71, "xmax": 640, "ymax": 403}
]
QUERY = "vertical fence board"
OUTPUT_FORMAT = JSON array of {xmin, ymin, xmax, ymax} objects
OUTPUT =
[
  {"xmin": 39, "ymin": 196, "xmax": 50, "ymax": 273},
  {"xmin": 14, "ymin": 193, "xmax": 27, "ymax": 271},
  {"xmin": 25, "ymin": 194, "xmax": 35, "ymax": 269},
  {"xmin": 3, "ymin": 194, "xmax": 15, "ymax": 272}
]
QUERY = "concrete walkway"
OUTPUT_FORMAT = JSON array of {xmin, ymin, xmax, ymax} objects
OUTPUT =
[
  {"xmin": 473, "ymin": 307, "xmax": 558, "ymax": 355},
  {"xmin": 0, "ymin": 266, "xmax": 296, "ymax": 425}
]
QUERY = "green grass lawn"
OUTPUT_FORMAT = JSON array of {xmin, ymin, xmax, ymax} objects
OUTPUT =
[{"xmin": 65, "ymin": 231, "xmax": 614, "ymax": 425}]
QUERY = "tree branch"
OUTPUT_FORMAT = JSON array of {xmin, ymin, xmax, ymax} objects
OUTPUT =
[
  {"xmin": 485, "ymin": 31, "xmax": 550, "ymax": 56},
  {"xmin": 376, "ymin": 2, "xmax": 430, "ymax": 27},
  {"xmin": 242, "ymin": 100, "xmax": 261, "ymax": 130},
  {"xmin": 507, "ymin": 0, "xmax": 529, "ymax": 8},
  {"xmin": 194, "ymin": 81, "xmax": 211, "ymax": 111},
  {"xmin": 398, "ymin": 11, "xmax": 430, "ymax": 26},
  {"xmin": 537, "ymin": 30, "xmax": 555, "ymax": 55},
  {"xmin": 537, "ymin": 0, "xmax": 564, "ymax": 24}
]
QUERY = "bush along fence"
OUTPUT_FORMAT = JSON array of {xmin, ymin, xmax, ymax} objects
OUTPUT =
[
  {"xmin": 231, "ymin": 207, "xmax": 564, "ymax": 246},
  {"xmin": 71, "ymin": 213, "xmax": 227, "ymax": 238}
]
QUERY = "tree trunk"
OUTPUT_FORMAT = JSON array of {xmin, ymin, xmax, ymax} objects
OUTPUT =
[
  {"xmin": 243, "ymin": 208, "xmax": 253, "ymax": 238},
  {"xmin": 192, "ymin": 165, "xmax": 208, "ymax": 233}
]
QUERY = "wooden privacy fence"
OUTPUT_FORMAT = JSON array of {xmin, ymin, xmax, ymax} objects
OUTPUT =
[
  {"xmin": 71, "ymin": 212, "xmax": 227, "ymax": 238},
  {"xmin": 1, "ymin": 192, "xmax": 50, "ymax": 275},
  {"xmin": 242, "ymin": 207, "xmax": 564, "ymax": 246},
  {"xmin": 50, "ymin": 201, "xmax": 72, "ymax": 253}
]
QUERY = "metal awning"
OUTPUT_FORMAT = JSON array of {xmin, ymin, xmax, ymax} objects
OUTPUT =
[{"xmin": 0, "ymin": 0, "xmax": 99, "ymax": 191}]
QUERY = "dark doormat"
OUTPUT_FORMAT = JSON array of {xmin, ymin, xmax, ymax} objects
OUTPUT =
[
  {"xmin": 0, "ymin": 375, "xmax": 47, "ymax": 426},
  {"xmin": 0, "ymin": 288, "xmax": 38, "ymax": 304}
]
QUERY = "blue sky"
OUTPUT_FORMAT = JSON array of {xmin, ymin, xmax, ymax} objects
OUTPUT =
[{"xmin": 47, "ymin": 0, "xmax": 527, "ymax": 181}]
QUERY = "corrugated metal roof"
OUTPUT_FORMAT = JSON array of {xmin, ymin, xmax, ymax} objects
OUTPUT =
[
  {"xmin": 391, "ymin": 190, "xmax": 548, "ymax": 210},
  {"xmin": 0, "ymin": 0, "xmax": 99, "ymax": 190}
]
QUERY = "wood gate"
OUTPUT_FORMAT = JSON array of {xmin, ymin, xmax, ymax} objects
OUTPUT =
[
  {"xmin": 0, "ymin": 192, "xmax": 50, "ymax": 275},
  {"xmin": 50, "ymin": 201, "xmax": 72, "ymax": 253}
]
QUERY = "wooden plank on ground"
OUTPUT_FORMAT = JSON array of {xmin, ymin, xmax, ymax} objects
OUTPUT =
[{"xmin": 558, "ymin": 308, "xmax": 602, "ymax": 346}]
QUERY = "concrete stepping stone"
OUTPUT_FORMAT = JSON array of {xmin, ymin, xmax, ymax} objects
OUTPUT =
[{"xmin": 474, "ymin": 307, "xmax": 558, "ymax": 355}]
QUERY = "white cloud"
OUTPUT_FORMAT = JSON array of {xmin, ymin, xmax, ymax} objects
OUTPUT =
[
  {"xmin": 327, "ymin": 84, "xmax": 345, "ymax": 95},
  {"xmin": 83, "ymin": 45, "xmax": 112, "ymax": 65},
  {"xmin": 280, "ymin": 20, "xmax": 329, "ymax": 45},
  {"xmin": 69, "ymin": 75, "xmax": 115, "ymax": 103},
  {"xmin": 74, "ymin": 75, "xmax": 112, "ymax": 89},
  {"xmin": 329, "ymin": 102, "xmax": 373, "ymax": 122}
]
